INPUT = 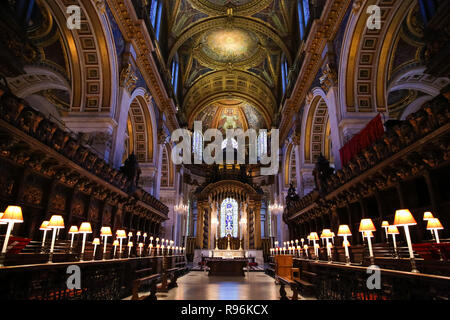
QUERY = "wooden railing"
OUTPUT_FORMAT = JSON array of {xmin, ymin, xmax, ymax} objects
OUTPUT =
[
  {"xmin": 292, "ymin": 258, "xmax": 450, "ymax": 300},
  {"xmin": 0, "ymin": 254, "xmax": 187, "ymax": 300}
]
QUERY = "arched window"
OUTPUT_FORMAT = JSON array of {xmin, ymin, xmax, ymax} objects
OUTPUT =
[
  {"xmin": 150, "ymin": 0, "xmax": 163, "ymax": 40},
  {"xmin": 171, "ymin": 60, "xmax": 179, "ymax": 93},
  {"xmin": 193, "ymin": 130, "xmax": 203, "ymax": 162},
  {"xmin": 281, "ymin": 57, "xmax": 288, "ymax": 94},
  {"xmin": 298, "ymin": 0, "xmax": 311, "ymax": 40},
  {"xmin": 221, "ymin": 138, "xmax": 238, "ymax": 150},
  {"xmin": 220, "ymin": 198, "xmax": 238, "ymax": 237},
  {"xmin": 257, "ymin": 130, "xmax": 267, "ymax": 159}
]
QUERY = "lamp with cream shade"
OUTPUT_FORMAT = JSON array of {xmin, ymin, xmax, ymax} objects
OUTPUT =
[
  {"xmin": 1, "ymin": 206, "xmax": 24, "ymax": 266},
  {"xmin": 138, "ymin": 242, "xmax": 144, "ymax": 257},
  {"xmin": 148, "ymin": 243, "xmax": 153, "ymax": 255},
  {"xmin": 92, "ymin": 238, "xmax": 100, "ymax": 260},
  {"xmin": 79, "ymin": 222, "xmax": 92, "ymax": 261},
  {"xmin": 321, "ymin": 229, "xmax": 333, "ymax": 262},
  {"xmin": 116, "ymin": 229, "xmax": 126, "ymax": 259},
  {"xmin": 337, "ymin": 225, "xmax": 352, "ymax": 264},
  {"xmin": 423, "ymin": 211, "xmax": 436, "ymax": 240},
  {"xmin": 387, "ymin": 225, "xmax": 400, "ymax": 258},
  {"xmin": 136, "ymin": 231, "xmax": 141, "ymax": 243},
  {"xmin": 381, "ymin": 221, "xmax": 389, "ymax": 243},
  {"xmin": 427, "ymin": 218, "xmax": 444, "ymax": 244},
  {"xmin": 359, "ymin": 219, "xmax": 376, "ymax": 265},
  {"xmin": 128, "ymin": 232, "xmax": 133, "ymax": 243},
  {"xmin": 68, "ymin": 225, "xmax": 78, "ymax": 253},
  {"xmin": 0, "ymin": 212, "xmax": 6, "ymax": 225},
  {"xmin": 39, "ymin": 221, "xmax": 50, "ymax": 252},
  {"xmin": 112, "ymin": 240, "xmax": 119, "ymax": 259},
  {"xmin": 128, "ymin": 241, "xmax": 133, "ymax": 257},
  {"xmin": 100, "ymin": 227, "xmax": 112, "ymax": 260},
  {"xmin": 47, "ymin": 214, "xmax": 64, "ymax": 263},
  {"xmin": 309, "ymin": 232, "xmax": 319, "ymax": 260},
  {"xmin": 143, "ymin": 232, "xmax": 147, "ymax": 243},
  {"xmin": 394, "ymin": 209, "xmax": 419, "ymax": 273}
]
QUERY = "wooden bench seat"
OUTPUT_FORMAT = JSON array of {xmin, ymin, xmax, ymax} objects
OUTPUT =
[
  {"xmin": 132, "ymin": 273, "xmax": 160, "ymax": 300},
  {"xmin": 277, "ymin": 275, "xmax": 299, "ymax": 300},
  {"xmin": 157, "ymin": 267, "xmax": 181, "ymax": 292}
]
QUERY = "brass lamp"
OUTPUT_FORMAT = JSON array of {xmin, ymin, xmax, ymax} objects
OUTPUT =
[
  {"xmin": 0, "ymin": 206, "xmax": 24, "ymax": 266},
  {"xmin": 427, "ymin": 218, "xmax": 444, "ymax": 244},
  {"xmin": 100, "ymin": 227, "xmax": 112, "ymax": 260},
  {"xmin": 79, "ymin": 222, "xmax": 92, "ymax": 261},
  {"xmin": 337, "ymin": 225, "xmax": 352, "ymax": 264},
  {"xmin": 47, "ymin": 215, "xmax": 64, "ymax": 263},
  {"xmin": 394, "ymin": 209, "xmax": 419, "ymax": 273},
  {"xmin": 359, "ymin": 219, "xmax": 376, "ymax": 265}
]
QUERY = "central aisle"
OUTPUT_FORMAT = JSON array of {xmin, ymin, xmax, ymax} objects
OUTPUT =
[{"xmin": 151, "ymin": 271, "xmax": 309, "ymax": 300}]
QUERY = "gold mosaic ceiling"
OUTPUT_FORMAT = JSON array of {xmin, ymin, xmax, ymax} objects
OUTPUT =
[{"xmin": 167, "ymin": 0, "xmax": 296, "ymax": 130}]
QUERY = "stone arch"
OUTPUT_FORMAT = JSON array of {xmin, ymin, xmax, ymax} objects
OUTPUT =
[
  {"xmin": 126, "ymin": 88, "xmax": 157, "ymax": 163},
  {"xmin": 302, "ymin": 93, "xmax": 331, "ymax": 165},
  {"xmin": 339, "ymin": 0, "xmax": 415, "ymax": 115},
  {"xmin": 160, "ymin": 144, "xmax": 174, "ymax": 188},
  {"xmin": 283, "ymin": 142, "xmax": 298, "ymax": 189}
]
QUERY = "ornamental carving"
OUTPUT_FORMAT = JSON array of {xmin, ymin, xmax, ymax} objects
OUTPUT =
[{"xmin": 120, "ymin": 63, "xmax": 138, "ymax": 94}]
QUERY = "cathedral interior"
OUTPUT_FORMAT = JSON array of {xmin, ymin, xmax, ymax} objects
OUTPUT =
[{"xmin": 0, "ymin": 0, "xmax": 450, "ymax": 301}]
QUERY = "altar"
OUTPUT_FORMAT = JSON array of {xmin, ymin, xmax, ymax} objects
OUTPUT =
[
  {"xmin": 205, "ymin": 258, "xmax": 248, "ymax": 277},
  {"xmin": 212, "ymin": 249, "xmax": 245, "ymax": 259}
]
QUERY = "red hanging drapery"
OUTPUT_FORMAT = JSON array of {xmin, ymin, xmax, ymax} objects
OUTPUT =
[{"xmin": 339, "ymin": 114, "xmax": 384, "ymax": 166}]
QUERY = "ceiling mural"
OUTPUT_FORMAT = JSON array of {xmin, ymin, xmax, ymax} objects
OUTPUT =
[{"xmin": 167, "ymin": 0, "xmax": 296, "ymax": 130}]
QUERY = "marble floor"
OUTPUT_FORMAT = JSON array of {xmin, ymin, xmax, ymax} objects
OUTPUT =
[{"xmin": 125, "ymin": 271, "xmax": 313, "ymax": 300}]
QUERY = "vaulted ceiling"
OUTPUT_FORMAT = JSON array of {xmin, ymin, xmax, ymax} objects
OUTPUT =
[{"xmin": 166, "ymin": 0, "xmax": 297, "ymax": 131}]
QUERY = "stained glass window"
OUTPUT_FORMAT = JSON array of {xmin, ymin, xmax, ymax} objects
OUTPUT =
[
  {"xmin": 298, "ymin": 0, "xmax": 311, "ymax": 40},
  {"xmin": 193, "ymin": 130, "xmax": 202, "ymax": 162},
  {"xmin": 220, "ymin": 198, "xmax": 238, "ymax": 238}
]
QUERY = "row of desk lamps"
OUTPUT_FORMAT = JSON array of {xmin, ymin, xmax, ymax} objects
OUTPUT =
[
  {"xmin": 270, "ymin": 209, "xmax": 445, "ymax": 273},
  {"xmin": 0, "ymin": 205, "xmax": 186, "ymax": 265}
]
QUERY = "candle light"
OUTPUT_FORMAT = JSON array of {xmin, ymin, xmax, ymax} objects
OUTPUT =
[
  {"xmin": 301, "ymin": 238, "xmax": 304, "ymax": 246},
  {"xmin": 136, "ymin": 231, "xmax": 141, "ymax": 243},
  {"xmin": 149, "ymin": 243, "xmax": 153, "ymax": 255},
  {"xmin": 156, "ymin": 244, "xmax": 160, "ymax": 255},
  {"xmin": 161, "ymin": 244, "xmax": 165, "ymax": 255},
  {"xmin": 128, "ymin": 232, "xmax": 133, "ymax": 243},
  {"xmin": 143, "ymin": 232, "xmax": 147, "ymax": 243},
  {"xmin": 309, "ymin": 232, "xmax": 319, "ymax": 260},
  {"xmin": 303, "ymin": 245, "xmax": 309, "ymax": 258}
]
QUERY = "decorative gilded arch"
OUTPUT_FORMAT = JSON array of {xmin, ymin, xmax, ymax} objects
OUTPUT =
[
  {"xmin": 341, "ymin": 0, "xmax": 415, "ymax": 113},
  {"xmin": 127, "ymin": 95, "xmax": 155, "ymax": 163},
  {"xmin": 161, "ymin": 144, "xmax": 174, "ymax": 188},
  {"xmin": 167, "ymin": 15, "xmax": 292, "ymax": 67},
  {"xmin": 184, "ymin": 69, "xmax": 276, "ymax": 127},
  {"xmin": 47, "ymin": 0, "xmax": 115, "ymax": 113},
  {"xmin": 303, "ymin": 95, "xmax": 330, "ymax": 164},
  {"xmin": 188, "ymin": 0, "xmax": 273, "ymax": 16}
]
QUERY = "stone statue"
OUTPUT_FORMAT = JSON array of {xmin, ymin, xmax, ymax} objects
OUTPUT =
[
  {"xmin": 312, "ymin": 153, "xmax": 335, "ymax": 195},
  {"xmin": 286, "ymin": 182, "xmax": 299, "ymax": 207},
  {"xmin": 120, "ymin": 153, "xmax": 141, "ymax": 193}
]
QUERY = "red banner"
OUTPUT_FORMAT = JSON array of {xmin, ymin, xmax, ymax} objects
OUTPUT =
[{"xmin": 339, "ymin": 114, "xmax": 384, "ymax": 166}]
